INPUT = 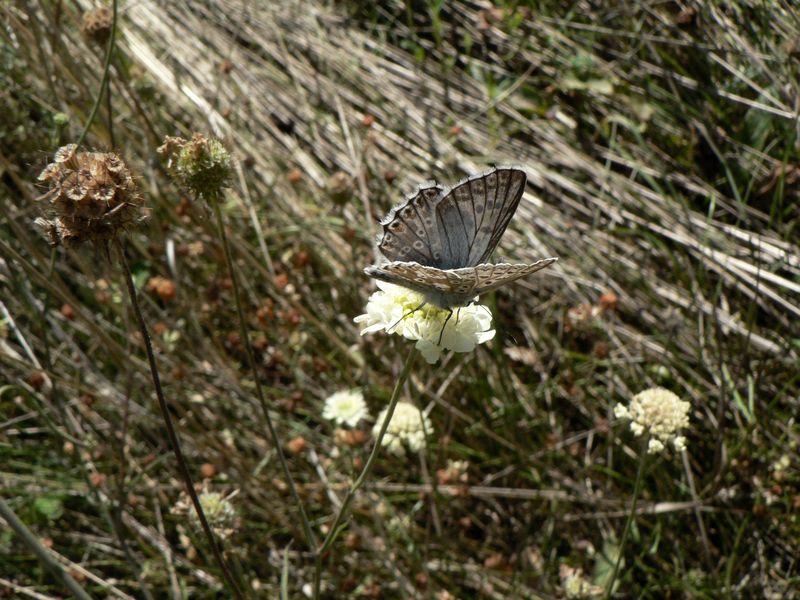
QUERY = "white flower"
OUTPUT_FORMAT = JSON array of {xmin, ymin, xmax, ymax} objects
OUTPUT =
[
  {"xmin": 354, "ymin": 281, "xmax": 495, "ymax": 364},
  {"xmin": 559, "ymin": 564, "xmax": 602, "ymax": 598},
  {"xmin": 172, "ymin": 488, "xmax": 239, "ymax": 540},
  {"xmin": 614, "ymin": 387, "xmax": 690, "ymax": 455},
  {"xmin": 322, "ymin": 389, "xmax": 369, "ymax": 427},
  {"xmin": 372, "ymin": 401, "xmax": 432, "ymax": 456}
]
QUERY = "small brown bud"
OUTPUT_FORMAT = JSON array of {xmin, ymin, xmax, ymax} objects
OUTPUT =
[
  {"xmin": 287, "ymin": 168, "xmax": 303, "ymax": 184},
  {"xmin": 293, "ymin": 249, "xmax": 311, "ymax": 269},
  {"xmin": 81, "ymin": 7, "xmax": 113, "ymax": 45},
  {"xmin": 274, "ymin": 273, "xmax": 289, "ymax": 289},
  {"xmin": 146, "ymin": 277, "xmax": 176, "ymax": 302},
  {"xmin": 383, "ymin": 170, "xmax": 397, "ymax": 184},
  {"xmin": 28, "ymin": 371, "xmax": 46, "ymax": 391},
  {"xmin": 593, "ymin": 341, "xmax": 609, "ymax": 359},
  {"xmin": 89, "ymin": 471, "xmax": 106, "ymax": 487},
  {"xmin": 599, "ymin": 292, "xmax": 618, "ymax": 311},
  {"xmin": 200, "ymin": 463, "xmax": 216, "ymax": 479},
  {"xmin": 219, "ymin": 59, "xmax": 234, "ymax": 74},
  {"xmin": 325, "ymin": 171, "xmax": 353, "ymax": 205},
  {"xmin": 286, "ymin": 436, "xmax": 307, "ymax": 454},
  {"xmin": 61, "ymin": 303, "xmax": 75, "ymax": 320},
  {"xmin": 361, "ymin": 114, "xmax": 375, "ymax": 128},
  {"xmin": 483, "ymin": 552, "xmax": 505, "ymax": 569}
]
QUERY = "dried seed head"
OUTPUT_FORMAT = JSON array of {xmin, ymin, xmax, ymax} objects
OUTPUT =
[
  {"xmin": 36, "ymin": 144, "xmax": 145, "ymax": 248},
  {"xmin": 325, "ymin": 171, "xmax": 353, "ymax": 205},
  {"xmin": 82, "ymin": 7, "xmax": 113, "ymax": 45},
  {"xmin": 157, "ymin": 133, "xmax": 231, "ymax": 201}
]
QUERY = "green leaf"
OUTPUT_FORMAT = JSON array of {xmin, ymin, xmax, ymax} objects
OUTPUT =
[
  {"xmin": 593, "ymin": 538, "xmax": 620, "ymax": 591},
  {"xmin": 34, "ymin": 495, "xmax": 64, "ymax": 521}
]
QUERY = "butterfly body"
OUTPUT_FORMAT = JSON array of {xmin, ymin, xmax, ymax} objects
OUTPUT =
[{"xmin": 366, "ymin": 167, "xmax": 556, "ymax": 309}]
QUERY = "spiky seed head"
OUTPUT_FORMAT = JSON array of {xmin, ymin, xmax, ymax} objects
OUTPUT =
[
  {"xmin": 35, "ymin": 144, "xmax": 146, "ymax": 248},
  {"xmin": 157, "ymin": 133, "xmax": 232, "ymax": 201}
]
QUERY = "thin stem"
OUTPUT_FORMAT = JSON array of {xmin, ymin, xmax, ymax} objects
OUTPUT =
[
  {"xmin": 76, "ymin": 0, "xmax": 117, "ymax": 148},
  {"xmin": 0, "ymin": 496, "xmax": 92, "ymax": 600},
  {"xmin": 312, "ymin": 346, "xmax": 418, "ymax": 598},
  {"xmin": 114, "ymin": 238, "xmax": 245, "ymax": 600},
  {"xmin": 604, "ymin": 441, "xmax": 649, "ymax": 598},
  {"xmin": 209, "ymin": 196, "xmax": 316, "ymax": 550}
]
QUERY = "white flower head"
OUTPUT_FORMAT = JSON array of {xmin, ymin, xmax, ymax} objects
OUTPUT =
[
  {"xmin": 354, "ymin": 281, "xmax": 495, "ymax": 364},
  {"xmin": 373, "ymin": 401, "xmax": 432, "ymax": 456},
  {"xmin": 559, "ymin": 564, "xmax": 603, "ymax": 598},
  {"xmin": 614, "ymin": 387, "xmax": 690, "ymax": 455},
  {"xmin": 322, "ymin": 389, "xmax": 369, "ymax": 427},
  {"xmin": 172, "ymin": 488, "xmax": 239, "ymax": 540}
]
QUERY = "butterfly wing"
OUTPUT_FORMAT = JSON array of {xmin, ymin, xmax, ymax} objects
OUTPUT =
[
  {"xmin": 457, "ymin": 259, "xmax": 558, "ymax": 295},
  {"xmin": 364, "ymin": 261, "xmax": 476, "ymax": 308},
  {"xmin": 435, "ymin": 167, "xmax": 527, "ymax": 268},
  {"xmin": 376, "ymin": 183, "xmax": 444, "ymax": 266},
  {"xmin": 365, "ymin": 258, "xmax": 557, "ymax": 309}
]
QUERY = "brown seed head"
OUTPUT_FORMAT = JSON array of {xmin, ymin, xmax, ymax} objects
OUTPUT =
[
  {"xmin": 325, "ymin": 171, "xmax": 353, "ymax": 205},
  {"xmin": 36, "ymin": 145, "xmax": 145, "ymax": 248},
  {"xmin": 82, "ymin": 7, "xmax": 113, "ymax": 45}
]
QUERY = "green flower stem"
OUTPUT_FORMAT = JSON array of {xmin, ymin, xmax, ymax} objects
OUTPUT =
[
  {"xmin": 76, "ymin": 0, "xmax": 117, "ymax": 149},
  {"xmin": 115, "ymin": 239, "xmax": 245, "ymax": 600},
  {"xmin": 0, "ymin": 496, "xmax": 92, "ymax": 600},
  {"xmin": 312, "ymin": 346, "xmax": 418, "ymax": 599},
  {"xmin": 605, "ymin": 439, "xmax": 649, "ymax": 598},
  {"xmin": 209, "ymin": 196, "xmax": 316, "ymax": 551}
]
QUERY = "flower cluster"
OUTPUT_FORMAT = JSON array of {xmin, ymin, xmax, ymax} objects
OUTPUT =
[
  {"xmin": 559, "ymin": 564, "xmax": 602, "ymax": 598},
  {"xmin": 614, "ymin": 387, "xmax": 690, "ymax": 454},
  {"xmin": 36, "ymin": 144, "xmax": 145, "ymax": 247},
  {"xmin": 158, "ymin": 133, "xmax": 231, "ymax": 200},
  {"xmin": 172, "ymin": 488, "xmax": 240, "ymax": 540},
  {"xmin": 373, "ymin": 401, "xmax": 432, "ymax": 456},
  {"xmin": 322, "ymin": 389, "xmax": 369, "ymax": 427},
  {"xmin": 354, "ymin": 281, "xmax": 495, "ymax": 364}
]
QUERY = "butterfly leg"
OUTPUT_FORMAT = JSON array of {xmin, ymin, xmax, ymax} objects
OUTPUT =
[
  {"xmin": 437, "ymin": 308, "xmax": 454, "ymax": 346},
  {"xmin": 388, "ymin": 302, "xmax": 426, "ymax": 333}
]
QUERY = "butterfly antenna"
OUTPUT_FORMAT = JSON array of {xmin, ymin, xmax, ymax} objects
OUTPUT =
[{"xmin": 388, "ymin": 302, "xmax": 426, "ymax": 333}]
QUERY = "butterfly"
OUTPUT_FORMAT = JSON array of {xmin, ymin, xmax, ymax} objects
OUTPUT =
[{"xmin": 365, "ymin": 166, "xmax": 557, "ymax": 310}]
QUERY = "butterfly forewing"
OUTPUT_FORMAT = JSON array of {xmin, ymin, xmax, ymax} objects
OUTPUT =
[
  {"xmin": 378, "ymin": 184, "xmax": 444, "ymax": 266},
  {"xmin": 434, "ymin": 167, "xmax": 527, "ymax": 268}
]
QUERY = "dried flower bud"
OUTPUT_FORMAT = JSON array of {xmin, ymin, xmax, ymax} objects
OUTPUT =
[
  {"xmin": 82, "ymin": 7, "xmax": 113, "ymax": 45},
  {"xmin": 287, "ymin": 168, "xmax": 303, "ymax": 184},
  {"xmin": 36, "ymin": 144, "xmax": 145, "ymax": 248},
  {"xmin": 157, "ymin": 134, "xmax": 231, "ymax": 201},
  {"xmin": 325, "ymin": 171, "xmax": 353, "ymax": 205}
]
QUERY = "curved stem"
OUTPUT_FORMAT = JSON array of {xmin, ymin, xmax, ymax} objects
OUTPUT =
[
  {"xmin": 115, "ymin": 239, "xmax": 245, "ymax": 599},
  {"xmin": 604, "ymin": 440, "xmax": 649, "ymax": 598},
  {"xmin": 76, "ymin": 0, "xmax": 117, "ymax": 148},
  {"xmin": 312, "ymin": 346, "xmax": 418, "ymax": 598},
  {"xmin": 209, "ymin": 196, "xmax": 316, "ymax": 550}
]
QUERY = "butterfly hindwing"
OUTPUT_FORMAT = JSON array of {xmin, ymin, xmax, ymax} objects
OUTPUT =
[
  {"xmin": 378, "ymin": 184, "xmax": 444, "ymax": 266},
  {"xmin": 463, "ymin": 259, "xmax": 558, "ymax": 295},
  {"xmin": 364, "ymin": 258, "xmax": 558, "ymax": 309},
  {"xmin": 435, "ymin": 167, "xmax": 527, "ymax": 268}
]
